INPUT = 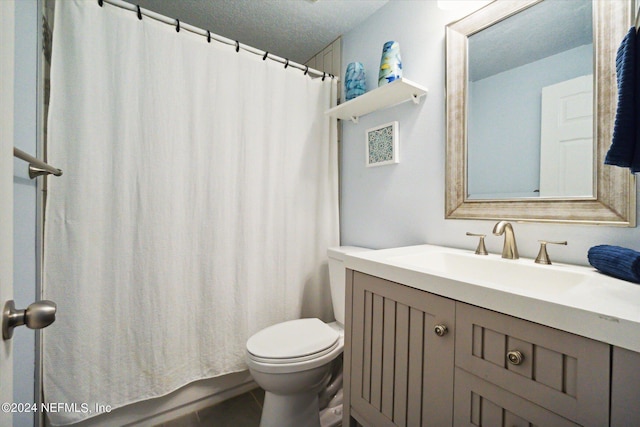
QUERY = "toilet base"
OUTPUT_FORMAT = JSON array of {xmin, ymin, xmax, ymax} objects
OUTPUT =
[{"xmin": 260, "ymin": 390, "xmax": 321, "ymax": 427}]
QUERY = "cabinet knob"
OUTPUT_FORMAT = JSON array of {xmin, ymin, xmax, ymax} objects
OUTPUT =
[
  {"xmin": 434, "ymin": 324, "xmax": 448, "ymax": 337},
  {"xmin": 507, "ymin": 350, "xmax": 524, "ymax": 365}
]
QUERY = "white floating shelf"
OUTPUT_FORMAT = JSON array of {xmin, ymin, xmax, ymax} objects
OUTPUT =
[{"xmin": 325, "ymin": 78, "xmax": 428, "ymax": 124}]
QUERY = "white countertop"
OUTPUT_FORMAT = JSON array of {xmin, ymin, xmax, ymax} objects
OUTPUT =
[{"xmin": 345, "ymin": 244, "xmax": 640, "ymax": 353}]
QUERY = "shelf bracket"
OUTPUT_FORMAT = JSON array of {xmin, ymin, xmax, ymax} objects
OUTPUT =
[
  {"xmin": 411, "ymin": 94, "xmax": 421, "ymax": 105},
  {"xmin": 350, "ymin": 116, "xmax": 359, "ymax": 124}
]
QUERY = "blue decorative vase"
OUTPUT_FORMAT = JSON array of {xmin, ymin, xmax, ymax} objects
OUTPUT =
[
  {"xmin": 378, "ymin": 41, "xmax": 402, "ymax": 87},
  {"xmin": 345, "ymin": 62, "xmax": 366, "ymax": 100}
]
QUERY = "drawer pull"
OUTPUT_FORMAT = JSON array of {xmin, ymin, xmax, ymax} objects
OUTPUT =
[
  {"xmin": 434, "ymin": 324, "xmax": 448, "ymax": 337},
  {"xmin": 507, "ymin": 350, "xmax": 524, "ymax": 365}
]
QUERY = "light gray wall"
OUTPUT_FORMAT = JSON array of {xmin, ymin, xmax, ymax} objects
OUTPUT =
[
  {"xmin": 340, "ymin": 1, "xmax": 640, "ymax": 266},
  {"xmin": 14, "ymin": 1, "xmax": 37, "ymax": 426}
]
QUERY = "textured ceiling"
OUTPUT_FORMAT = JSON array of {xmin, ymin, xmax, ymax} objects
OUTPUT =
[
  {"xmin": 126, "ymin": 0, "xmax": 388, "ymax": 64},
  {"xmin": 469, "ymin": 0, "xmax": 593, "ymax": 81}
]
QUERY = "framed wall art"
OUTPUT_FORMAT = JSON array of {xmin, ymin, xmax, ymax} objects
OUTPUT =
[{"xmin": 366, "ymin": 121, "xmax": 399, "ymax": 167}]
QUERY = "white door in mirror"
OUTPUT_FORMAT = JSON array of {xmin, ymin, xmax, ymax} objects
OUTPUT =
[{"xmin": 540, "ymin": 74, "xmax": 593, "ymax": 197}]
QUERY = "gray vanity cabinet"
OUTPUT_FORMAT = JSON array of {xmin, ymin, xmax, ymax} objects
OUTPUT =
[
  {"xmin": 344, "ymin": 270, "xmax": 629, "ymax": 427},
  {"xmin": 344, "ymin": 271, "xmax": 455, "ymax": 427}
]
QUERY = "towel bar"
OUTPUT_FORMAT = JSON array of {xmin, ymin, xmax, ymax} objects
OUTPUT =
[{"xmin": 13, "ymin": 147, "xmax": 62, "ymax": 179}]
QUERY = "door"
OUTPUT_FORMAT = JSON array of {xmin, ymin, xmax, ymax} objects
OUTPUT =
[
  {"xmin": 0, "ymin": 1, "xmax": 16, "ymax": 424},
  {"xmin": 348, "ymin": 272, "xmax": 455, "ymax": 426},
  {"xmin": 539, "ymin": 75, "xmax": 593, "ymax": 197}
]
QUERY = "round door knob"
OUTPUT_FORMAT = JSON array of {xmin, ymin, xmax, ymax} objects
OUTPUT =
[
  {"xmin": 434, "ymin": 324, "xmax": 448, "ymax": 337},
  {"xmin": 507, "ymin": 350, "xmax": 524, "ymax": 365},
  {"xmin": 3, "ymin": 300, "xmax": 57, "ymax": 340},
  {"xmin": 25, "ymin": 300, "xmax": 57, "ymax": 330}
]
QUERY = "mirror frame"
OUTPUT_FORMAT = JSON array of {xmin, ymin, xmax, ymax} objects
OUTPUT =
[{"xmin": 445, "ymin": 0, "xmax": 636, "ymax": 226}]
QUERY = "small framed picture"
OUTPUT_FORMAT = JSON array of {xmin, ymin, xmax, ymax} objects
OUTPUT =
[{"xmin": 366, "ymin": 121, "xmax": 399, "ymax": 167}]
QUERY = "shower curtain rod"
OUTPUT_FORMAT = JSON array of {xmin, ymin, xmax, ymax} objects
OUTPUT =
[
  {"xmin": 99, "ymin": 0, "xmax": 338, "ymax": 81},
  {"xmin": 13, "ymin": 147, "xmax": 63, "ymax": 179}
]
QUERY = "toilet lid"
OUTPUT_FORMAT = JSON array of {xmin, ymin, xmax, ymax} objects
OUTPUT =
[{"xmin": 247, "ymin": 318, "xmax": 339, "ymax": 360}]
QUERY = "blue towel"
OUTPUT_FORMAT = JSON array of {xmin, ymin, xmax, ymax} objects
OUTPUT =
[
  {"xmin": 633, "ymin": 25, "xmax": 640, "ymax": 173},
  {"xmin": 588, "ymin": 244, "xmax": 640, "ymax": 283},
  {"xmin": 605, "ymin": 27, "xmax": 639, "ymax": 171}
]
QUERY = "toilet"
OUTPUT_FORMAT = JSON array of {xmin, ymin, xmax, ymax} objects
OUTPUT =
[{"xmin": 245, "ymin": 246, "xmax": 369, "ymax": 427}]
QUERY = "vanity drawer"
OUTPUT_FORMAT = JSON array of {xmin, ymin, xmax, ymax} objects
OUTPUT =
[
  {"xmin": 455, "ymin": 302, "xmax": 609, "ymax": 427},
  {"xmin": 453, "ymin": 368, "xmax": 579, "ymax": 427}
]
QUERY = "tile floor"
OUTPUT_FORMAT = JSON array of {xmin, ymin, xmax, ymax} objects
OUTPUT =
[{"xmin": 159, "ymin": 388, "xmax": 264, "ymax": 427}]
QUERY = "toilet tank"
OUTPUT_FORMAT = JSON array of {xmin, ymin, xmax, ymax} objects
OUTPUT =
[{"xmin": 327, "ymin": 246, "xmax": 370, "ymax": 325}]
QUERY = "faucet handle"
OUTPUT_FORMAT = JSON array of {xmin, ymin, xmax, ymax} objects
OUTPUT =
[
  {"xmin": 535, "ymin": 240, "xmax": 567, "ymax": 265},
  {"xmin": 466, "ymin": 232, "xmax": 488, "ymax": 255}
]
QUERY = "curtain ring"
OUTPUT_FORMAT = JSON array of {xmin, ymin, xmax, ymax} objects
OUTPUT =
[
  {"xmin": 207, "ymin": 30, "xmax": 211, "ymax": 43},
  {"xmin": 235, "ymin": 41, "xmax": 240, "ymax": 52},
  {"xmin": 98, "ymin": 0, "xmax": 103, "ymax": 6},
  {"xmin": 136, "ymin": 5, "xmax": 142, "ymax": 20},
  {"xmin": 284, "ymin": 59, "xmax": 289, "ymax": 69},
  {"xmin": 304, "ymin": 66, "xmax": 309, "ymax": 75},
  {"xmin": 322, "ymin": 72, "xmax": 326, "ymax": 81},
  {"xmin": 175, "ymin": 19, "xmax": 180, "ymax": 32},
  {"xmin": 262, "ymin": 51, "xmax": 269, "ymax": 61}
]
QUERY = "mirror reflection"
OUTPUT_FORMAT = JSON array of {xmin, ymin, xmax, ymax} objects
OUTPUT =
[{"xmin": 466, "ymin": 0, "xmax": 593, "ymax": 200}]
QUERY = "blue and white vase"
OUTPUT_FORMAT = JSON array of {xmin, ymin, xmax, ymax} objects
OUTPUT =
[
  {"xmin": 345, "ymin": 62, "xmax": 366, "ymax": 100},
  {"xmin": 378, "ymin": 41, "xmax": 402, "ymax": 87}
]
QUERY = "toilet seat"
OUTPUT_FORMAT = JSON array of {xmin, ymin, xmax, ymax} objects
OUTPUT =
[
  {"xmin": 247, "ymin": 318, "xmax": 339, "ymax": 360},
  {"xmin": 246, "ymin": 318, "xmax": 343, "ymax": 374},
  {"xmin": 248, "ymin": 340, "xmax": 340, "ymax": 364}
]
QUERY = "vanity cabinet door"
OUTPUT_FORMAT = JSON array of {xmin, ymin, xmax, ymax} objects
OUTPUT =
[
  {"xmin": 455, "ymin": 302, "xmax": 610, "ymax": 427},
  {"xmin": 611, "ymin": 346, "xmax": 640, "ymax": 425},
  {"xmin": 345, "ymin": 271, "xmax": 455, "ymax": 427},
  {"xmin": 453, "ymin": 368, "xmax": 580, "ymax": 427}
]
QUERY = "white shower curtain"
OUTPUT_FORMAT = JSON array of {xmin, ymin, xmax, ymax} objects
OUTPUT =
[{"xmin": 43, "ymin": 1, "xmax": 338, "ymax": 425}]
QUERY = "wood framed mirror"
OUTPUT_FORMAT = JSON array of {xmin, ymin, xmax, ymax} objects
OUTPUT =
[{"xmin": 445, "ymin": 0, "xmax": 636, "ymax": 226}]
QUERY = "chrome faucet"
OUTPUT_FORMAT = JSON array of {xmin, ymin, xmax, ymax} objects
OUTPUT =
[{"xmin": 492, "ymin": 221, "xmax": 519, "ymax": 259}]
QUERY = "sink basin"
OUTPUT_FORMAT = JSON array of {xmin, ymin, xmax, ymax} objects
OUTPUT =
[
  {"xmin": 389, "ymin": 250, "xmax": 588, "ymax": 295},
  {"xmin": 343, "ymin": 244, "xmax": 640, "ymax": 353}
]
